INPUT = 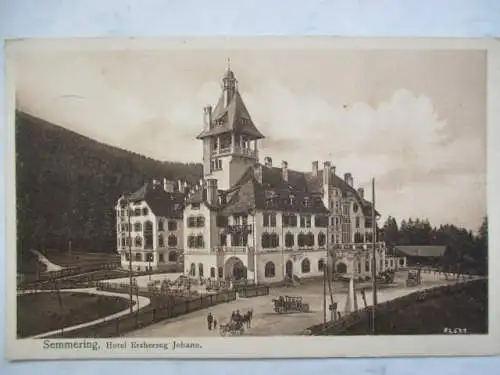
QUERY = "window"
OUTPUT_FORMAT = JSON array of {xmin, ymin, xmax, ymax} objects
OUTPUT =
[
  {"xmin": 261, "ymin": 233, "xmax": 271, "ymax": 249},
  {"xmin": 134, "ymin": 222, "xmax": 142, "ymax": 232},
  {"xmin": 300, "ymin": 215, "xmax": 311, "ymax": 228},
  {"xmin": 365, "ymin": 260, "xmax": 370, "ymax": 272},
  {"xmin": 142, "ymin": 207, "xmax": 149, "ymax": 216},
  {"xmin": 143, "ymin": 221, "xmax": 154, "ymax": 249},
  {"xmin": 188, "ymin": 216, "xmax": 196, "ymax": 228},
  {"xmin": 168, "ymin": 252, "xmax": 177, "ymax": 262},
  {"xmin": 358, "ymin": 262, "xmax": 362, "ymax": 274},
  {"xmin": 303, "ymin": 197, "xmax": 310, "ymax": 208},
  {"xmin": 158, "ymin": 253, "xmax": 164, "ymax": 262},
  {"xmin": 301, "ymin": 258, "xmax": 311, "ymax": 273},
  {"xmin": 318, "ymin": 259, "xmax": 325, "ymax": 272},
  {"xmin": 285, "ymin": 232, "xmax": 294, "ymax": 248},
  {"xmin": 342, "ymin": 204, "xmax": 349, "ymax": 216},
  {"xmin": 167, "ymin": 220, "xmax": 177, "ymax": 231},
  {"xmin": 158, "ymin": 220, "xmax": 164, "ymax": 231},
  {"xmin": 134, "ymin": 208, "xmax": 141, "ymax": 216},
  {"xmin": 366, "ymin": 233, "xmax": 373, "ymax": 242},
  {"xmin": 145, "ymin": 253, "xmax": 154, "ymax": 262},
  {"xmin": 196, "ymin": 216, "xmax": 205, "ymax": 227},
  {"xmin": 265, "ymin": 262, "xmax": 276, "ymax": 278},
  {"xmin": 168, "ymin": 235, "xmax": 177, "ymax": 247},
  {"xmin": 210, "ymin": 267, "xmax": 216, "ymax": 278},
  {"xmin": 298, "ymin": 233, "xmax": 306, "ymax": 247},
  {"xmin": 198, "ymin": 263, "xmax": 204, "ymax": 277},
  {"xmin": 196, "ymin": 235, "xmax": 204, "ymax": 248},
  {"xmin": 191, "ymin": 203, "xmax": 200, "ymax": 210},
  {"xmin": 283, "ymin": 214, "xmax": 297, "ymax": 227},
  {"xmin": 121, "ymin": 238, "xmax": 126, "ymax": 247},
  {"xmin": 134, "ymin": 236, "xmax": 142, "ymax": 247},
  {"xmin": 270, "ymin": 233, "xmax": 279, "ymax": 248},
  {"xmin": 365, "ymin": 219, "xmax": 373, "ymax": 228},
  {"xmin": 355, "ymin": 217, "xmax": 360, "ymax": 229},
  {"xmin": 314, "ymin": 215, "xmax": 328, "ymax": 228},
  {"xmin": 190, "ymin": 263, "xmax": 196, "ymax": 276},
  {"xmin": 158, "ymin": 235, "xmax": 164, "ymax": 247},
  {"xmin": 220, "ymin": 233, "xmax": 227, "ymax": 246},
  {"xmin": 135, "ymin": 253, "xmax": 142, "ymax": 262},
  {"xmin": 218, "ymin": 267, "xmax": 224, "ymax": 278},
  {"xmin": 263, "ymin": 213, "xmax": 276, "ymax": 227},
  {"xmin": 354, "ymin": 232, "xmax": 364, "ymax": 243},
  {"xmin": 216, "ymin": 215, "xmax": 228, "ymax": 227},
  {"xmin": 318, "ymin": 232, "xmax": 326, "ymax": 247},
  {"xmin": 306, "ymin": 232, "xmax": 315, "ymax": 247},
  {"xmin": 353, "ymin": 203, "xmax": 359, "ymax": 213},
  {"xmin": 399, "ymin": 258, "xmax": 405, "ymax": 266},
  {"xmin": 124, "ymin": 253, "xmax": 130, "ymax": 261}
]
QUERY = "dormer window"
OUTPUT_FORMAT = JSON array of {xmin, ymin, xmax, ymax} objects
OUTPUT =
[
  {"xmin": 289, "ymin": 195, "xmax": 295, "ymax": 205},
  {"xmin": 303, "ymin": 197, "xmax": 310, "ymax": 208}
]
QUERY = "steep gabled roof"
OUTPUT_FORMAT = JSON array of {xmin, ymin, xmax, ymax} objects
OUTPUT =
[
  {"xmin": 394, "ymin": 245, "xmax": 447, "ymax": 258},
  {"xmin": 196, "ymin": 90, "xmax": 265, "ymax": 140},
  {"xmin": 126, "ymin": 182, "xmax": 185, "ymax": 219}
]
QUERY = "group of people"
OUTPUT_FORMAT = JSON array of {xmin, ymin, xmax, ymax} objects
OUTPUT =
[{"xmin": 206, "ymin": 308, "xmax": 254, "ymax": 332}]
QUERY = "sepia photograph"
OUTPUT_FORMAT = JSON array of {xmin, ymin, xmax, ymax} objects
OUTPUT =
[{"xmin": 4, "ymin": 37, "xmax": 498, "ymax": 360}]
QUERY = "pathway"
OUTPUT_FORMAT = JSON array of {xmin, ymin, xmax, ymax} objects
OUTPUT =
[
  {"xmin": 18, "ymin": 287, "xmax": 151, "ymax": 339},
  {"xmin": 30, "ymin": 249, "xmax": 63, "ymax": 272}
]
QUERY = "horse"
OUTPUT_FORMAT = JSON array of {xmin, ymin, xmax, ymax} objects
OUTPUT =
[{"xmin": 241, "ymin": 308, "xmax": 254, "ymax": 328}]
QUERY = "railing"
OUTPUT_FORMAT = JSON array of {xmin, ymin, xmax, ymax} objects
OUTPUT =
[
  {"xmin": 211, "ymin": 147, "xmax": 257, "ymax": 158},
  {"xmin": 333, "ymin": 242, "xmax": 386, "ymax": 251},
  {"xmin": 222, "ymin": 224, "xmax": 253, "ymax": 234},
  {"xmin": 213, "ymin": 246, "xmax": 253, "ymax": 254}
]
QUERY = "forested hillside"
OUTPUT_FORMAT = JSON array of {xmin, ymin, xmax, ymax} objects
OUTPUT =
[
  {"xmin": 16, "ymin": 111, "xmax": 203, "ymax": 267},
  {"xmin": 380, "ymin": 216, "xmax": 488, "ymax": 274}
]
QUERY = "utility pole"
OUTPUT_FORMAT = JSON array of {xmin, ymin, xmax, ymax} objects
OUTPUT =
[{"xmin": 371, "ymin": 178, "xmax": 378, "ymax": 334}]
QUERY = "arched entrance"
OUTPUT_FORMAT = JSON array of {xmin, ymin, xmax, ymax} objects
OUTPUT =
[
  {"xmin": 224, "ymin": 257, "xmax": 247, "ymax": 281},
  {"xmin": 285, "ymin": 260, "xmax": 293, "ymax": 278},
  {"xmin": 336, "ymin": 262, "xmax": 347, "ymax": 274}
]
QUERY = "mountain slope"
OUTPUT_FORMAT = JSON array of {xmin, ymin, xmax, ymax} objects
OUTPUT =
[{"xmin": 15, "ymin": 111, "xmax": 203, "ymax": 270}]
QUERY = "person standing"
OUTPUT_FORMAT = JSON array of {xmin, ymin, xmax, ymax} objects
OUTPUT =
[
  {"xmin": 207, "ymin": 312, "xmax": 214, "ymax": 331},
  {"xmin": 213, "ymin": 317, "xmax": 218, "ymax": 330}
]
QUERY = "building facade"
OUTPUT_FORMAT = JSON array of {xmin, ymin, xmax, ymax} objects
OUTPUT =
[
  {"xmin": 182, "ymin": 67, "xmax": 391, "ymax": 284},
  {"xmin": 115, "ymin": 179, "xmax": 185, "ymax": 272},
  {"xmin": 115, "ymin": 66, "xmax": 403, "ymax": 283}
]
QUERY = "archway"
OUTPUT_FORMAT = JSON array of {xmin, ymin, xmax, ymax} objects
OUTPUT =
[
  {"xmin": 336, "ymin": 262, "xmax": 347, "ymax": 274},
  {"xmin": 224, "ymin": 257, "xmax": 247, "ymax": 281},
  {"xmin": 285, "ymin": 260, "xmax": 293, "ymax": 278}
]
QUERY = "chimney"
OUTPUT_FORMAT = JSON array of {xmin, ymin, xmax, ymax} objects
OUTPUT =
[
  {"xmin": 203, "ymin": 105, "xmax": 213, "ymax": 130},
  {"xmin": 206, "ymin": 179, "xmax": 218, "ymax": 205},
  {"xmin": 323, "ymin": 161, "xmax": 331, "ymax": 187},
  {"xmin": 357, "ymin": 187, "xmax": 364, "ymax": 199},
  {"xmin": 281, "ymin": 161, "xmax": 288, "ymax": 182},
  {"xmin": 344, "ymin": 173, "xmax": 353, "ymax": 187},
  {"xmin": 163, "ymin": 178, "xmax": 176, "ymax": 193},
  {"xmin": 312, "ymin": 161, "xmax": 319, "ymax": 176},
  {"xmin": 254, "ymin": 164, "xmax": 263, "ymax": 184},
  {"xmin": 264, "ymin": 156, "xmax": 273, "ymax": 168}
]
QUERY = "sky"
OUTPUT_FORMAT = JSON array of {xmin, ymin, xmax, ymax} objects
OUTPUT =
[{"xmin": 14, "ymin": 46, "xmax": 487, "ymax": 231}]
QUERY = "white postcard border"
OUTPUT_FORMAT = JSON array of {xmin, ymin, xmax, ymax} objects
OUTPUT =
[{"xmin": 4, "ymin": 37, "xmax": 500, "ymax": 360}]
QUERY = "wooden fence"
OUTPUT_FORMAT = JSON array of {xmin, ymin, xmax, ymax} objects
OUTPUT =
[{"xmin": 45, "ymin": 289, "xmax": 237, "ymax": 338}]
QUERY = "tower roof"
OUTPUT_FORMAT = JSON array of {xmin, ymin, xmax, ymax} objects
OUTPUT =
[{"xmin": 196, "ymin": 69, "xmax": 265, "ymax": 140}]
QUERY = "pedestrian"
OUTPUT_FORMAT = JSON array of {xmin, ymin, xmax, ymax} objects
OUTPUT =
[
  {"xmin": 207, "ymin": 312, "xmax": 213, "ymax": 331},
  {"xmin": 213, "ymin": 317, "xmax": 218, "ymax": 330}
]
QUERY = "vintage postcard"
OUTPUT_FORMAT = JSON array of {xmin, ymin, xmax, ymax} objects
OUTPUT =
[{"xmin": 4, "ymin": 37, "xmax": 500, "ymax": 360}]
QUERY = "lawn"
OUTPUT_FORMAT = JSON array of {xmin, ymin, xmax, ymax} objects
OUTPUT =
[
  {"xmin": 17, "ymin": 291, "xmax": 132, "ymax": 338},
  {"xmin": 335, "ymin": 279, "xmax": 488, "ymax": 335}
]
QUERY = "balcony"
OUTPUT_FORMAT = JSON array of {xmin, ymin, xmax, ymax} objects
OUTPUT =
[
  {"xmin": 220, "ymin": 224, "xmax": 253, "ymax": 234},
  {"xmin": 333, "ymin": 242, "xmax": 386, "ymax": 251},
  {"xmin": 212, "ymin": 246, "xmax": 253, "ymax": 254},
  {"xmin": 211, "ymin": 146, "xmax": 258, "ymax": 159}
]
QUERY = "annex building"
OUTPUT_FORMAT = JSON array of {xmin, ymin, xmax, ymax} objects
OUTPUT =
[{"xmin": 116, "ymin": 66, "xmax": 402, "ymax": 284}]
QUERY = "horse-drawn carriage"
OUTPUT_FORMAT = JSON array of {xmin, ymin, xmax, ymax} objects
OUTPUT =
[
  {"xmin": 406, "ymin": 269, "xmax": 421, "ymax": 287},
  {"xmin": 272, "ymin": 295, "xmax": 310, "ymax": 314},
  {"xmin": 219, "ymin": 320, "xmax": 245, "ymax": 336}
]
